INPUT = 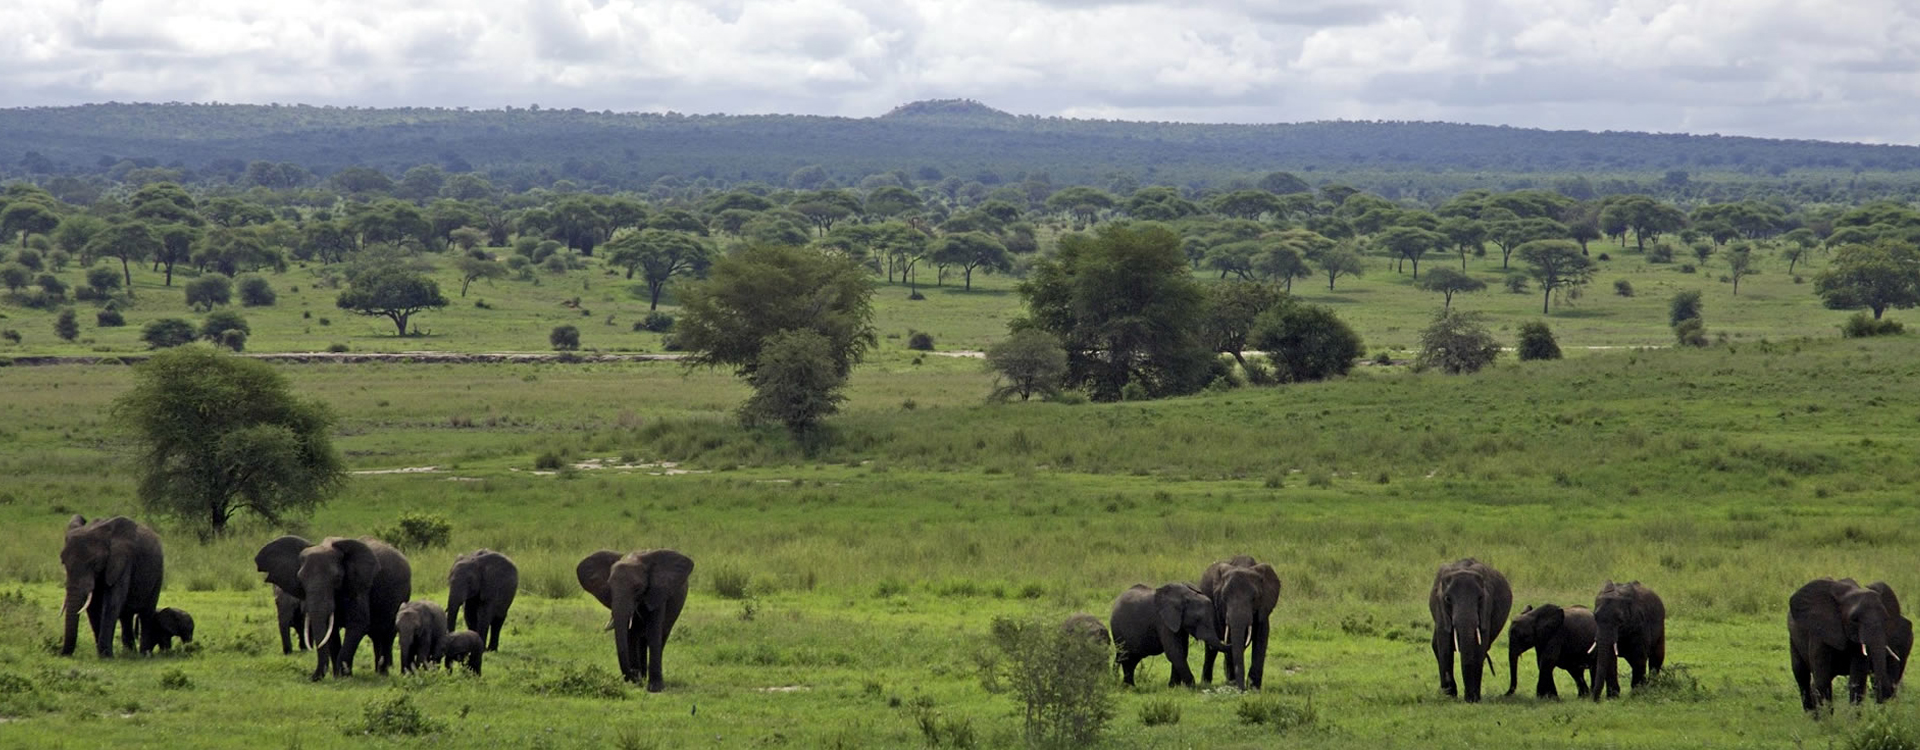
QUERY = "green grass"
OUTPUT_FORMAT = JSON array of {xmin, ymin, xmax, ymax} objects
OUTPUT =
[{"xmin": 2, "ymin": 332, "xmax": 1919, "ymax": 746}]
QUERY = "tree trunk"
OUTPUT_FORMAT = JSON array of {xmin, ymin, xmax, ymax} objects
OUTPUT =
[
  {"xmin": 390, "ymin": 312, "xmax": 410, "ymax": 336},
  {"xmin": 964, "ymin": 266, "xmax": 973, "ymax": 291},
  {"xmin": 1542, "ymin": 285, "xmax": 1552, "ymax": 315},
  {"xmin": 1411, "ymin": 257, "xmax": 1420, "ymax": 279},
  {"xmin": 120, "ymin": 256, "xmax": 133, "ymax": 295},
  {"xmin": 649, "ymin": 283, "xmax": 663, "ymax": 311}
]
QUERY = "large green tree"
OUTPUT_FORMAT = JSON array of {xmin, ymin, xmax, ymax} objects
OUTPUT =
[
  {"xmin": 1816, "ymin": 242, "xmax": 1920, "ymax": 319},
  {"xmin": 1518, "ymin": 239, "xmax": 1597, "ymax": 314},
  {"xmin": 86, "ymin": 221, "xmax": 162, "ymax": 294},
  {"xmin": 606, "ymin": 229, "xmax": 714, "ymax": 309},
  {"xmin": 1017, "ymin": 222, "xmax": 1213, "ymax": 401},
  {"xmin": 929, "ymin": 232, "xmax": 1011, "ymax": 290},
  {"xmin": 335, "ymin": 263, "xmax": 449, "ymax": 335},
  {"xmin": 113, "ymin": 346, "xmax": 346, "ymax": 535}
]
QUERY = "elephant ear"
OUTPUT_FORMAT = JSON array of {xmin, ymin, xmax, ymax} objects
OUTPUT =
[
  {"xmin": 255, "ymin": 536, "xmax": 312, "ymax": 596},
  {"xmin": 1534, "ymin": 603, "xmax": 1565, "ymax": 635},
  {"xmin": 637, "ymin": 549, "xmax": 694, "ymax": 614},
  {"xmin": 331, "ymin": 538, "xmax": 381, "ymax": 599},
  {"xmin": 1154, "ymin": 584, "xmax": 1191, "ymax": 633},
  {"xmin": 1790, "ymin": 579, "xmax": 1848, "ymax": 651},
  {"xmin": 1199, "ymin": 562, "xmax": 1231, "ymax": 598},
  {"xmin": 575, "ymin": 550, "xmax": 622, "ymax": 610},
  {"xmin": 66, "ymin": 515, "xmax": 87, "ymax": 533},
  {"xmin": 1250, "ymin": 563, "xmax": 1281, "ymax": 615},
  {"xmin": 1869, "ymin": 582, "xmax": 1904, "ymax": 621}
]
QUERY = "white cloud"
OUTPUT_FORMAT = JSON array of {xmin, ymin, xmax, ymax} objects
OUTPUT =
[{"xmin": 0, "ymin": 0, "xmax": 1915, "ymax": 143}]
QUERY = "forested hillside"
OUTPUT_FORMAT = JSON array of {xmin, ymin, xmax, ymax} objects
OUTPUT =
[{"xmin": 6, "ymin": 100, "xmax": 1920, "ymax": 202}]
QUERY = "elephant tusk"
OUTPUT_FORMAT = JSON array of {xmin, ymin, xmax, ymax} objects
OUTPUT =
[
  {"xmin": 1587, "ymin": 642, "xmax": 1596, "ymax": 654},
  {"xmin": 1453, "ymin": 631, "xmax": 1460, "ymax": 655},
  {"xmin": 1863, "ymin": 643, "xmax": 1869, "ymax": 657},
  {"xmin": 1476, "ymin": 628, "xmax": 1483, "ymax": 648},
  {"xmin": 81, "ymin": 592, "xmax": 93, "ymax": 616},
  {"xmin": 1614, "ymin": 644, "xmax": 1619, "ymax": 657},
  {"xmin": 313, "ymin": 614, "xmax": 335, "ymax": 652},
  {"xmin": 1890, "ymin": 648, "xmax": 1903, "ymax": 662}
]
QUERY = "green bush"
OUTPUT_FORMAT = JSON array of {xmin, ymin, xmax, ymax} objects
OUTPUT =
[
  {"xmin": 158, "ymin": 668, "xmax": 191, "ymax": 691},
  {"xmin": 350, "ymin": 693, "xmax": 444, "ymax": 737},
  {"xmin": 1253, "ymin": 302, "xmax": 1364, "ymax": 383},
  {"xmin": 1516, "ymin": 321, "xmax": 1562, "ymax": 361},
  {"xmin": 1236, "ymin": 695, "xmax": 1317, "ymax": 731},
  {"xmin": 1647, "ymin": 243, "xmax": 1675, "ymax": 263},
  {"xmin": 1674, "ymin": 318, "xmax": 1709, "ymax": 348},
  {"xmin": 907, "ymin": 331, "xmax": 935, "ymax": 351},
  {"xmin": 53, "ymin": 308, "xmax": 78, "ymax": 342},
  {"xmin": 636, "ymin": 311, "xmax": 675, "ymax": 333},
  {"xmin": 1417, "ymin": 309, "xmax": 1501, "ymax": 375},
  {"xmin": 1670, "ymin": 290, "xmax": 1704, "ymax": 327},
  {"xmin": 376, "ymin": 512, "xmax": 452, "ymax": 550},
  {"xmin": 1846, "ymin": 706, "xmax": 1920, "ymax": 750},
  {"xmin": 1614, "ymin": 279, "xmax": 1634, "ymax": 297},
  {"xmin": 141, "ymin": 318, "xmax": 197, "ymax": 349},
  {"xmin": 185, "ymin": 274, "xmax": 232, "ymax": 311},
  {"xmin": 237, "ymin": 274, "xmax": 277, "ymax": 307},
  {"xmin": 86, "ymin": 265, "xmax": 122, "ymax": 291},
  {"xmin": 218, "ymin": 329, "xmax": 247, "ymax": 353},
  {"xmin": 529, "ymin": 663, "xmax": 628, "ymax": 700},
  {"xmin": 1139, "ymin": 699, "xmax": 1181, "ymax": 726},
  {"xmin": 1504, "ymin": 274, "xmax": 1528, "ymax": 293},
  {"xmin": 983, "ymin": 616, "xmax": 1113, "ymax": 749},
  {"xmin": 95, "ymin": 307, "xmax": 125, "ymax": 327},
  {"xmin": 327, "ymin": 342, "xmax": 349, "ymax": 353},
  {"xmin": 1842, "ymin": 313, "xmax": 1905, "ymax": 338},
  {"xmin": 201, "ymin": 310, "xmax": 250, "ymax": 342},
  {"xmin": 13, "ymin": 249, "xmax": 43, "ymax": 271},
  {"xmin": 550, "ymin": 324, "xmax": 581, "ymax": 351},
  {"xmin": 36, "ymin": 273, "xmax": 66, "ymax": 298},
  {"xmin": 1, "ymin": 329, "xmax": 19, "ymax": 345},
  {"xmin": 710, "ymin": 564, "xmax": 752, "ymax": 600}
]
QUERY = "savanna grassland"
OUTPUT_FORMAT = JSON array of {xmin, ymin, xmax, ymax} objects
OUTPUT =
[{"xmin": 2, "ymin": 324, "xmax": 1918, "ymax": 748}]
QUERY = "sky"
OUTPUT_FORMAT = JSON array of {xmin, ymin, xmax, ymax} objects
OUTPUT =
[{"xmin": 4, "ymin": 0, "xmax": 1918, "ymax": 144}]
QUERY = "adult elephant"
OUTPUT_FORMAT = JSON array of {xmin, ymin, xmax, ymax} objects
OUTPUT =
[
  {"xmin": 60, "ymin": 515, "xmax": 164, "ymax": 659},
  {"xmin": 1507, "ymin": 603, "xmax": 1594, "ymax": 699},
  {"xmin": 255, "ymin": 536, "xmax": 413, "ymax": 682},
  {"xmin": 1109, "ymin": 583, "xmax": 1224, "ymax": 688},
  {"xmin": 446, "ymin": 549, "xmax": 518, "ymax": 652},
  {"xmin": 273, "ymin": 585, "xmax": 306, "ymax": 655},
  {"xmin": 1591, "ymin": 580, "xmax": 1665, "ymax": 701},
  {"xmin": 1867, "ymin": 582, "xmax": 1911, "ymax": 691},
  {"xmin": 395, "ymin": 601, "xmax": 448, "ymax": 675},
  {"xmin": 1791, "ymin": 578, "xmax": 1900, "ymax": 710},
  {"xmin": 577, "ymin": 549, "xmax": 694, "ymax": 692},
  {"xmin": 1429, "ymin": 558, "xmax": 1512, "ymax": 702},
  {"xmin": 1198, "ymin": 556, "xmax": 1281, "ymax": 690}
]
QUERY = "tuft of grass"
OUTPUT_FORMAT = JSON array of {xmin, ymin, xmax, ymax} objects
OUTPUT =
[
  {"xmin": 1139, "ymin": 699, "xmax": 1181, "ymax": 726},
  {"xmin": 529, "ymin": 664, "xmax": 628, "ymax": 700},
  {"xmin": 348, "ymin": 693, "xmax": 444, "ymax": 737},
  {"xmin": 710, "ymin": 564, "xmax": 752, "ymax": 600},
  {"xmin": 1236, "ymin": 694, "xmax": 1317, "ymax": 731}
]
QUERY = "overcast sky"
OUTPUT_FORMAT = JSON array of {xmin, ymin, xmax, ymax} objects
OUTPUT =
[{"xmin": 5, "ymin": 0, "xmax": 1917, "ymax": 144}]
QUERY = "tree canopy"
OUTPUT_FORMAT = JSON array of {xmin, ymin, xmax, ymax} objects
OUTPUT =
[{"xmin": 335, "ymin": 262, "xmax": 450, "ymax": 335}]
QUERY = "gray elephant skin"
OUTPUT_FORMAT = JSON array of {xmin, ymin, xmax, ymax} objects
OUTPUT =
[
  {"xmin": 1109, "ymin": 583, "xmax": 1224, "ymax": 687},
  {"xmin": 60, "ymin": 515, "xmax": 165, "ymax": 659},
  {"xmin": 141, "ymin": 607, "xmax": 195, "ymax": 654},
  {"xmin": 447, "ymin": 549, "xmax": 518, "ymax": 652},
  {"xmin": 1868, "ymin": 582, "xmax": 1912, "ymax": 691},
  {"xmin": 1591, "ymin": 580, "xmax": 1665, "ymax": 701},
  {"xmin": 1791, "ymin": 578, "xmax": 1903, "ymax": 709},
  {"xmin": 1063, "ymin": 613, "xmax": 1111, "ymax": 647},
  {"xmin": 255, "ymin": 535, "xmax": 413, "ymax": 681},
  {"xmin": 443, "ymin": 630, "xmax": 485, "ymax": 675},
  {"xmin": 1507, "ymin": 603, "xmax": 1593, "ymax": 699},
  {"xmin": 577, "ymin": 549, "xmax": 694, "ymax": 692},
  {"xmin": 273, "ymin": 584, "xmax": 306, "ymax": 655},
  {"xmin": 1198, "ymin": 556, "xmax": 1281, "ymax": 691},
  {"xmin": 396, "ymin": 600, "xmax": 448, "ymax": 674},
  {"xmin": 1429, "ymin": 558, "xmax": 1512, "ymax": 702}
]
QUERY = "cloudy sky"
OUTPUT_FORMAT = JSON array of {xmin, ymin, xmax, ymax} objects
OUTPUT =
[{"xmin": 5, "ymin": 0, "xmax": 1918, "ymax": 143}]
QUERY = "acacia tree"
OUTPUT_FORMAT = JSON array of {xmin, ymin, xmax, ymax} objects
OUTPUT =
[
  {"xmin": 1318, "ymin": 245, "xmax": 1366, "ymax": 291},
  {"xmin": 1375, "ymin": 225, "xmax": 1445, "ymax": 278},
  {"xmin": 985, "ymin": 329, "xmax": 1069, "ymax": 401},
  {"xmin": 1201, "ymin": 280, "xmax": 1284, "ymax": 381},
  {"xmin": 606, "ymin": 229, "xmax": 713, "ymax": 309},
  {"xmin": 1518, "ymin": 239, "xmax": 1596, "ymax": 314},
  {"xmin": 1416, "ymin": 267, "xmax": 1487, "ymax": 311},
  {"xmin": 113, "ymin": 346, "xmax": 346, "ymax": 535},
  {"xmin": 929, "ymin": 232, "xmax": 1011, "ymax": 291},
  {"xmin": 86, "ymin": 221, "xmax": 162, "ymax": 294},
  {"xmin": 336, "ymin": 263, "xmax": 449, "ymax": 335},
  {"xmin": 1816, "ymin": 242, "xmax": 1920, "ymax": 319}
]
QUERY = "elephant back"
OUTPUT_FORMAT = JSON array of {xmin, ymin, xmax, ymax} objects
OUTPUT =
[
  {"xmin": 1789, "ymin": 578, "xmax": 1853, "ymax": 651},
  {"xmin": 357, "ymin": 538, "xmax": 414, "ymax": 611}
]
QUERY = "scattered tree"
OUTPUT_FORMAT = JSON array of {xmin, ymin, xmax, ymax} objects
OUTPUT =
[
  {"xmin": 1253, "ymin": 301, "xmax": 1364, "ymax": 383},
  {"xmin": 1201, "ymin": 281, "xmax": 1285, "ymax": 382},
  {"xmin": 1670, "ymin": 290, "xmax": 1704, "ymax": 327},
  {"xmin": 929, "ymin": 232, "xmax": 1011, "ymax": 291},
  {"xmin": 1726, "ymin": 247, "xmax": 1754, "ymax": 295},
  {"xmin": 1815, "ymin": 242, "xmax": 1919, "ymax": 320},
  {"xmin": 1518, "ymin": 240, "xmax": 1596, "ymax": 314},
  {"xmin": 54, "ymin": 308, "xmax": 79, "ymax": 341},
  {"xmin": 985, "ymin": 329, "xmax": 1069, "ymax": 402},
  {"xmin": 1317, "ymin": 245, "xmax": 1366, "ymax": 291},
  {"xmin": 736, "ymin": 329, "xmax": 846, "ymax": 435},
  {"xmin": 605, "ymin": 229, "xmax": 713, "ymax": 310},
  {"xmin": 86, "ymin": 221, "xmax": 162, "ymax": 295},
  {"xmin": 185, "ymin": 273, "xmax": 233, "ymax": 311},
  {"xmin": 550, "ymin": 324, "xmax": 581, "ymax": 351},
  {"xmin": 201, "ymin": 310, "xmax": 250, "ymax": 343},
  {"xmin": 140, "ymin": 318, "xmax": 197, "ymax": 349},
  {"xmin": 336, "ymin": 264, "xmax": 450, "ymax": 335},
  {"xmin": 86, "ymin": 265, "xmax": 122, "ymax": 293},
  {"xmin": 1516, "ymin": 321, "xmax": 1562, "ymax": 361},
  {"xmin": 237, "ymin": 274, "xmax": 277, "ymax": 306},
  {"xmin": 1417, "ymin": 309, "xmax": 1502, "ymax": 374},
  {"xmin": 1415, "ymin": 268, "xmax": 1487, "ymax": 311},
  {"xmin": 454, "ymin": 254, "xmax": 507, "ymax": 298}
]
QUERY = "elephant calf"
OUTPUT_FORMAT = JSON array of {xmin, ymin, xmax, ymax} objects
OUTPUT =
[
  {"xmin": 395, "ymin": 601, "xmax": 448, "ymax": 675},
  {"xmin": 1109, "ymin": 583, "xmax": 1224, "ymax": 688},
  {"xmin": 140, "ymin": 607, "xmax": 195, "ymax": 654},
  {"xmin": 443, "ymin": 630, "xmax": 485, "ymax": 676},
  {"xmin": 1592, "ymin": 580, "xmax": 1665, "ymax": 702},
  {"xmin": 1063, "ymin": 613, "xmax": 1111, "ymax": 647},
  {"xmin": 1507, "ymin": 603, "xmax": 1594, "ymax": 699},
  {"xmin": 273, "ymin": 585, "xmax": 305, "ymax": 655}
]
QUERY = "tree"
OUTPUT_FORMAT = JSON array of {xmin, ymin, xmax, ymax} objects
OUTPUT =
[
  {"xmin": 238, "ymin": 274, "xmax": 277, "ymax": 306},
  {"xmin": 676, "ymin": 242, "xmax": 875, "ymax": 387},
  {"xmin": 1489, "ymin": 217, "xmax": 1568, "ymax": 268},
  {"xmin": 0, "ymin": 202, "xmax": 60, "ymax": 247},
  {"xmin": 1416, "ymin": 309, "xmax": 1501, "ymax": 374},
  {"xmin": 141, "ymin": 318, "xmax": 197, "ymax": 349},
  {"xmin": 549, "ymin": 325, "xmax": 580, "ymax": 351},
  {"xmin": 1252, "ymin": 301, "xmax": 1363, "ymax": 383},
  {"xmin": 1317, "ymin": 245, "xmax": 1366, "ymax": 291},
  {"xmin": 929, "ymin": 232, "xmax": 1011, "ymax": 291},
  {"xmin": 1017, "ymin": 222, "xmax": 1213, "ymax": 401},
  {"xmin": 0, "ymin": 262, "xmax": 28, "ymax": 292},
  {"xmin": 1207, "ymin": 190, "xmax": 1286, "ymax": 221},
  {"xmin": 54, "ymin": 308, "xmax": 79, "ymax": 341},
  {"xmin": 736, "ymin": 329, "xmax": 846, "ymax": 435},
  {"xmin": 1201, "ymin": 281, "xmax": 1285, "ymax": 381},
  {"xmin": 1439, "ymin": 216, "xmax": 1487, "ymax": 270},
  {"xmin": 1044, "ymin": 186, "xmax": 1116, "ymax": 225},
  {"xmin": 1518, "ymin": 240, "xmax": 1596, "ymax": 314},
  {"xmin": 985, "ymin": 329, "xmax": 1069, "ymax": 402},
  {"xmin": 1815, "ymin": 243, "xmax": 1920, "ymax": 319},
  {"xmin": 86, "ymin": 221, "xmax": 161, "ymax": 294},
  {"xmin": 185, "ymin": 274, "xmax": 232, "ymax": 311},
  {"xmin": 200, "ymin": 309, "xmax": 249, "ymax": 343},
  {"xmin": 1781, "ymin": 243, "xmax": 1814, "ymax": 276},
  {"xmin": 1670, "ymin": 290, "xmax": 1704, "ymax": 327},
  {"xmin": 336, "ymin": 264, "xmax": 450, "ymax": 335},
  {"xmin": 86, "ymin": 265, "xmax": 122, "ymax": 293},
  {"xmin": 112, "ymin": 346, "xmax": 346, "ymax": 535},
  {"xmin": 1375, "ymin": 225, "xmax": 1445, "ymax": 278},
  {"xmin": 1726, "ymin": 247, "xmax": 1754, "ymax": 295},
  {"xmin": 1516, "ymin": 321, "xmax": 1562, "ymax": 361},
  {"xmin": 454, "ymin": 254, "xmax": 507, "ymax": 297},
  {"xmin": 606, "ymin": 229, "xmax": 714, "ymax": 309},
  {"xmin": 1416, "ymin": 267, "xmax": 1487, "ymax": 311}
]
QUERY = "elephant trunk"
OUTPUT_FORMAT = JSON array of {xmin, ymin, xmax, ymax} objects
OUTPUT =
[
  {"xmin": 1453, "ymin": 605, "xmax": 1486, "ymax": 701},
  {"xmin": 1224, "ymin": 609, "xmax": 1253, "ymax": 690},
  {"xmin": 611, "ymin": 594, "xmax": 639, "ymax": 683},
  {"xmin": 306, "ymin": 602, "xmax": 336, "ymax": 652},
  {"xmin": 60, "ymin": 579, "xmax": 94, "ymax": 656},
  {"xmin": 1867, "ymin": 628, "xmax": 1895, "ymax": 703},
  {"xmin": 1591, "ymin": 628, "xmax": 1616, "ymax": 702}
]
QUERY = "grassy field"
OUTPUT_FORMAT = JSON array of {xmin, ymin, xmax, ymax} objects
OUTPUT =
[
  {"xmin": 1, "ymin": 329, "xmax": 1917, "ymax": 748},
  {"xmin": 0, "ymin": 233, "xmax": 1871, "ymax": 359}
]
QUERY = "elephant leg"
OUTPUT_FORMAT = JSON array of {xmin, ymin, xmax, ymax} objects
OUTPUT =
[
  {"xmin": 1432, "ymin": 629, "xmax": 1457, "ymax": 697},
  {"xmin": 399, "ymin": 640, "xmax": 413, "ymax": 674},
  {"xmin": 1792, "ymin": 653, "xmax": 1814, "ymax": 711},
  {"xmin": 1812, "ymin": 656, "xmax": 1837, "ymax": 708},
  {"xmin": 1848, "ymin": 656, "xmax": 1869, "ymax": 704},
  {"xmin": 280, "ymin": 624, "xmax": 293, "ymax": 656},
  {"xmin": 122, "ymin": 611, "xmax": 139, "ymax": 653},
  {"xmin": 629, "ymin": 628, "xmax": 649, "ymax": 685},
  {"xmin": 1535, "ymin": 655, "xmax": 1558, "ymax": 699},
  {"xmin": 1119, "ymin": 655, "xmax": 1139, "ymax": 687},
  {"xmin": 488, "ymin": 616, "xmax": 504, "ymax": 653},
  {"xmin": 1202, "ymin": 643, "xmax": 1218, "ymax": 684},
  {"xmin": 646, "ymin": 620, "xmax": 669, "ymax": 693},
  {"xmin": 1650, "ymin": 634, "xmax": 1666, "ymax": 676},
  {"xmin": 1629, "ymin": 650, "xmax": 1648, "ymax": 689},
  {"xmin": 1158, "ymin": 627, "xmax": 1195, "ymax": 687},
  {"xmin": 1248, "ymin": 622, "xmax": 1270, "ymax": 690},
  {"xmin": 98, "ymin": 586, "xmax": 129, "ymax": 658}
]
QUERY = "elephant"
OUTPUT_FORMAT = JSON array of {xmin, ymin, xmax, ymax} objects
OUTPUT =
[
  {"xmin": 1063, "ymin": 612, "xmax": 1111, "ymax": 647},
  {"xmin": 446, "ymin": 549, "xmax": 518, "ymax": 652},
  {"xmin": 273, "ymin": 584, "xmax": 306, "ymax": 655},
  {"xmin": 1867, "ymin": 582, "xmax": 1912, "ymax": 691},
  {"xmin": 1507, "ymin": 603, "xmax": 1594, "ymax": 699},
  {"xmin": 255, "ymin": 535, "xmax": 413, "ymax": 682},
  {"xmin": 1109, "ymin": 582, "xmax": 1224, "ymax": 688},
  {"xmin": 140, "ymin": 607, "xmax": 195, "ymax": 654},
  {"xmin": 60, "ymin": 515, "xmax": 165, "ymax": 659},
  {"xmin": 1198, "ymin": 556, "xmax": 1281, "ymax": 691},
  {"xmin": 1429, "ymin": 558, "xmax": 1512, "ymax": 702},
  {"xmin": 577, "ymin": 549, "xmax": 695, "ymax": 692},
  {"xmin": 1791, "ymin": 578, "xmax": 1902, "ymax": 710},
  {"xmin": 1591, "ymin": 580, "xmax": 1666, "ymax": 702},
  {"xmin": 395, "ymin": 600, "xmax": 449, "ymax": 675},
  {"xmin": 443, "ymin": 630, "xmax": 485, "ymax": 675}
]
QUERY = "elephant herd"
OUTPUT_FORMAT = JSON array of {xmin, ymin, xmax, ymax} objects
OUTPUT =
[
  {"xmin": 58, "ymin": 515, "xmax": 693, "ymax": 693},
  {"xmin": 1094, "ymin": 556, "xmax": 1912, "ymax": 713}
]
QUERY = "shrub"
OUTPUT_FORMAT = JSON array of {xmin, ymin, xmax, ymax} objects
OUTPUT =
[
  {"xmin": 907, "ymin": 331, "xmax": 935, "ymax": 351},
  {"xmin": 710, "ymin": 565, "xmax": 752, "ymax": 600},
  {"xmin": 326, "ymin": 342, "xmax": 349, "ymax": 353},
  {"xmin": 141, "ymin": 318, "xmax": 197, "ymax": 349},
  {"xmin": 738, "ymin": 329, "xmax": 846, "ymax": 434},
  {"xmin": 1503, "ymin": 273, "xmax": 1528, "ymax": 293},
  {"xmin": 1845, "ymin": 706, "xmax": 1920, "ymax": 750},
  {"xmin": 908, "ymin": 290, "xmax": 926, "ymax": 301},
  {"xmin": 377, "ymin": 512, "xmax": 452, "ymax": 550},
  {"xmin": 1253, "ymin": 302, "xmax": 1364, "ymax": 383},
  {"xmin": 13, "ymin": 249, "xmax": 43, "ymax": 271},
  {"xmin": 1614, "ymin": 279, "xmax": 1634, "ymax": 297},
  {"xmin": 185, "ymin": 274, "xmax": 232, "ymax": 311},
  {"xmin": 237, "ymin": 275, "xmax": 277, "ymax": 307},
  {"xmin": 1119, "ymin": 381, "xmax": 1149, "ymax": 402},
  {"xmin": 1417, "ymin": 309, "xmax": 1501, "ymax": 375},
  {"xmin": 1139, "ymin": 699, "xmax": 1181, "ymax": 726},
  {"xmin": 1670, "ymin": 290, "xmax": 1704, "ymax": 327},
  {"xmin": 543, "ymin": 254, "xmax": 570, "ymax": 274},
  {"xmin": 529, "ymin": 664, "xmax": 627, "ymax": 700},
  {"xmin": 986, "ymin": 329, "xmax": 1069, "ymax": 402},
  {"xmin": 1236, "ymin": 695, "xmax": 1317, "ymax": 731},
  {"xmin": 1842, "ymin": 313, "xmax": 1905, "ymax": 338},
  {"xmin": 350, "ymin": 693, "xmax": 444, "ymax": 737},
  {"xmin": 1674, "ymin": 318, "xmax": 1709, "ymax": 348},
  {"xmin": 1516, "ymin": 321, "xmax": 1562, "ymax": 361},
  {"xmin": 201, "ymin": 310, "xmax": 250, "ymax": 342},
  {"xmin": 53, "ymin": 308, "xmax": 78, "ymax": 342},
  {"xmin": 550, "ymin": 324, "xmax": 581, "ymax": 351},
  {"xmin": 1647, "ymin": 243, "xmax": 1675, "ymax": 263},
  {"xmin": 533, "ymin": 450, "xmax": 568, "ymax": 471},
  {"xmin": 1, "ymin": 329, "xmax": 19, "ymax": 344},
  {"xmin": 218, "ymin": 329, "xmax": 247, "ymax": 352},
  {"xmin": 637, "ymin": 311, "xmax": 674, "ymax": 333},
  {"xmin": 86, "ymin": 265, "xmax": 122, "ymax": 292},
  {"xmin": 1598, "ymin": 253, "xmax": 1611, "ymax": 261},
  {"xmin": 96, "ymin": 307, "xmax": 125, "ymax": 327},
  {"xmin": 158, "ymin": 668, "xmax": 191, "ymax": 691},
  {"xmin": 46, "ymin": 249, "xmax": 70, "ymax": 271},
  {"xmin": 36, "ymin": 273, "xmax": 66, "ymax": 298},
  {"xmin": 983, "ymin": 617, "xmax": 1113, "ymax": 748},
  {"xmin": 0, "ymin": 263, "xmax": 29, "ymax": 292}
]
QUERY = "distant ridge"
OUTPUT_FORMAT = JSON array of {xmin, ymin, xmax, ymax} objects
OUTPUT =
[{"xmin": 880, "ymin": 99, "xmax": 1018, "ymax": 124}]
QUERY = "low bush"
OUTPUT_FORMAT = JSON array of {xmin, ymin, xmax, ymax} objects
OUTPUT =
[
  {"xmin": 53, "ymin": 308, "xmax": 78, "ymax": 342},
  {"xmin": 1674, "ymin": 318, "xmax": 1709, "ymax": 348},
  {"xmin": 326, "ymin": 342, "xmax": 349, "ymax": 353},
  {"xmin": 1842, "ymin": 313, "xmax": 1905, "ymax": 338},
  {"xmin": 637, "ymin": 311, "xmax": 674, "ymax": 333},
  {"xmin": 710, "ymin": 565, "xmax": 752, "ymax": 600},
  {"xmin": 907, "ymin": 331, "xmax": 935, "ymax": 351},
  {"xmin": 237, "ymin": 275, "xmax": 277, "ymax": 307},
  {"xmin": 1517, "ymin": 321, "xmax": 1562, "ymax": 361},
  {"xmin": 95, "ymin": 307, "xmax": 125, "ymax": 327},
  {"xmin": 1614, "ymin": 279, "xmax": 1634, "ymax": 297},
  {"xmin": 1504, "ymin": 274, "xmax": 1528, "ymax": 293},
  {"xmin": 1236, "ymin": 695, "xmax": 1317, "ymax": 731},
  {"xmin": 141, "ymin": 318, "xmax": 196, "ymax": 349},
  {"xmin": 1139, "ymin": 699, "xmax": 1181, "ymax": 726},
  {"xmin": 376, "ymin": 512, "xmax": 452, "ymax": 550},
  {"xmin": 529, "ymin": 664, "xmax": 627, "ymax": 700},
  {"xmin": 350, "ymin": 693, "xmax": 444, "ymax": 737},
  {"xmin": 550, "ymin": 325, "xmax": 581, "ymax": 352},
  {"xmin": 982, "ymin": 616, "xmax": 1113, "ymax": 748}
]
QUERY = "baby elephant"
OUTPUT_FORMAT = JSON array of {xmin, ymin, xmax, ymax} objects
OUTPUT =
[
  {"xmin": 442, "ymin": 630, "xmax": 485, "ymax": 675},
  {"xmin": 1507, "ymin": 603, "xmax": 1595, "ymax": 699},
  {"xmin": 274, "ymin": 585, "xmax": 305, "ymax": 655},
  {"xmin": 140, "ymin": 607, "xmax": 195, "ymax": 654},
  {"xmin": 395, "ymin": 601, "xmax": 449, "ymax": 675}
]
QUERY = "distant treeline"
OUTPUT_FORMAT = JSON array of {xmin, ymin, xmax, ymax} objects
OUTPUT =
[{"xmin": 5, "ymin": 100, "xmax": 1920, "ymax": 205}]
